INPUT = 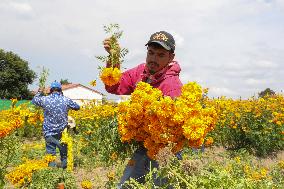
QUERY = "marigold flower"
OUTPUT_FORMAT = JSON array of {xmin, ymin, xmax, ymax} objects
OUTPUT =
[
  {"xmin": 81, "ymin": 180, "xmax": 93, "ymax": 189},
  {"xmin": 89, "ymin": 80, "xmax": 97, "ymax": 87},
  {"xmin": 61, "ymin": 129, "xmax": 73, "ymax": 171},
  {"xmin": 204, "ymin": 137, "xmax": 214, "ymax": 147},
  {"xmin": 107, "ymin": 171, "xmax": 115, "ymax": 180},
  {"xmin": 100, "ymin": 67, "xmax": 121, "ymax": 86},
  {"xmin": 110, "ymin": 152, "xmax": 117, "ymax": 160}
]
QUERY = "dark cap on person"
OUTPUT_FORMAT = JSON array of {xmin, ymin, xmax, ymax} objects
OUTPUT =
[{"xmin": 145, "ymin": 31, "xmax": 175, "ymax": 52}]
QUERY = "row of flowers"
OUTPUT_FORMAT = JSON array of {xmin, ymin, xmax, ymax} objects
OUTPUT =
[
  {"xmin": 5, "ymin": 155, "xmax": 56, "ymax": 187},
  {"xmin": 0, "ymin": 100, "xmax": 43, "ymax": 138},
  {"xmin": 1, "ymin": 85, "xmax": 284, "ymax": 188},
  {"xmin": 1, "ymin": 88, "xmax": 283, "ymax": 157},
  {"xmin": 204, "ymin": 94, "xmax": 284, "ymax": 156}
]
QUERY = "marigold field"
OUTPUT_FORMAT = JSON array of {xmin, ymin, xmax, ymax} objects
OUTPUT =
[{"xmin": 0, "ymin": 82, "xmax": 283, "ymax": 189}]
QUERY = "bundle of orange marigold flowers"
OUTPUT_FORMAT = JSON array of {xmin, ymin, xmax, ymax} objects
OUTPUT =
[{"xmin": 117, "ymin": 81, "xmax": 218, "ymax": 159}]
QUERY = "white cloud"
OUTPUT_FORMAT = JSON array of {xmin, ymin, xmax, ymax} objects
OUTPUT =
[
  {"xmin": 275, "ymin": 0, "xmax": 284, "ymax": 9},
  {"xmin": 245, "ymin": 77, "xmax": 275, "ymax": 85},
  {"xmin": 245, "ymin": 78, "xmax": 264, "ymax": 85},
  {"xmin": 170, "ymin": 31, "xmax": 185, "ymax": 48},
  {"xmin": 209, "ymin": 86, "xmax": 237, "ymax": 97},
  {"xmin": 0, "ymin": 1, "xmax": 34, "ymax": 19},
  {"xmin": 9, "ymin": 2, "xmax": 33, "ymax": 13},
  {"xmin": 253, "ymin": 60, "xmax": 278, "ymax": 69},
  {"xmin": 80, "ymin": 48, "xmax": 94, "ymax": 59}
]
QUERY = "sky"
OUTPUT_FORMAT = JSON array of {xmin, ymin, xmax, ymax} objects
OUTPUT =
[{"xmin": 0, "ymin": 0, "xmax": 283, "ymax": 100}]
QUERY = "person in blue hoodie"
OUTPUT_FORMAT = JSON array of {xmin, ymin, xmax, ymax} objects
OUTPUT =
[{"xmin": 32, "ymin": 81, "xmax": 80, "ymax": 168}]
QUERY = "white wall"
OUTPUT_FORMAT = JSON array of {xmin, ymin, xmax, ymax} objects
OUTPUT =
[{"xmin": 63, "ymin": 86, "xmax": 103, "ymax": 105}]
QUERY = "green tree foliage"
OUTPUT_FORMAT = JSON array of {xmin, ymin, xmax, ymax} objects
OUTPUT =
[
  {"xmin": 60, "ymin": 79, "xmax": 71, "ymax": 85},
  {"xmin": 0, "ymin": 49, "xmax": 36, "ymax": 99},
  {"xmin": 258, "ymin": 88, "xmax": 276, "ymax": 98}
]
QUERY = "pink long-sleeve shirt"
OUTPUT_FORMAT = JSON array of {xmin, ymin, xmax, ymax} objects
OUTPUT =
[{"xmin": 105, "ymin": 61, "xmax": 182, "ymax": 98}]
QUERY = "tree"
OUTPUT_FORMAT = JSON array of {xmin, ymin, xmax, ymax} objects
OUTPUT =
[
  {"xmin": 60, "ymin": 79, "xmax": 71, "ymax": 85},
  {"xmin": 0, "ymin": 49, "xmax": 36, "ymax": 99},
  {"xmin": 258, "ymin": 88, "xmax": 276, "ymax": 98}
]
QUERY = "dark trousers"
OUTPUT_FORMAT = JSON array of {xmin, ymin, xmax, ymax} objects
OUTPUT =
[{"xmin": 45, "ymin": 133, "xmax": 67, "ymax": 169}]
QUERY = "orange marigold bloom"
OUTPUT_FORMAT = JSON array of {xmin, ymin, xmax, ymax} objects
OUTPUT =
[
  {"xmin": 89, "ymin": 80, "xmax": 97, "ymax": 87},
  {"xmin": 204, "ymin": 137, "xmax": 214, "ymax": 147},
  {"xmin": 100, "ymin": 67, "xmax": 121, "ymax": 86}
]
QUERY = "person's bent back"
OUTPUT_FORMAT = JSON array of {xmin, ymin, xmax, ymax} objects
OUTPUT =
[
  {"xmin": 32, "ymin": 82, "xmax": 80, "ymax": 137},
  {"xmin": 31, "ymin": 81, "xmax": 80, "ymax": 169}
]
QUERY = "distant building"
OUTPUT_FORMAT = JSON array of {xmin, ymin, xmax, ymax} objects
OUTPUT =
[
  {"xmin": 116, "ymin": 95, "xmax": 130, "ymax": 103},
  {"xmin": 36, "ymin": 83, "xmax": 104, "ymax": 106},
  {"xmin": 61, "ymin": 83, "xmax": 104, "ymax": 105}
]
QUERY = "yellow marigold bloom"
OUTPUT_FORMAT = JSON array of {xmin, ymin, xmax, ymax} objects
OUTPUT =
[
  {"xmin": 204, "ymin": 137, "xmax": 214, "ymax": 147},
  {"xmin": 234, "ymin": 156, "xmax": 241, "ymax": 164},
  {"xmin": 232, "ymin": 124, "xmax": 237, "ymax": 129},
  {"xmin": 85, "ymin": 130, "xmax": 93, "ymax": 135},
  {"xmin": 11, "ymin": 98, "xmax": 18, "ymax": 107},
  {"xmin": 89, "ymin": 80, "xmax": 97, "ymax": 87},
  {"xmin": 225, "ymin": 164, "xmax": 232, "ymax": 173},
  {"xmin": 61, "ymin": 129, "xmax": 73, "ymax": 171},
  {"xmin": 107, "ymin": 171, "xmax": 115, "ymax": 180},
  {"xmin": 278, "ymin": 160, "xmax": 284, "ymax": 169},
  {"xmin": 111, "ymin": 152, "xmax": 118, "ymax": 160},
  {"xmin": 251, "ymin": 171, "xmax": 262, "ymax": 180},
  {"xmin": 260, "ymin": 168, "xmax": 268, "ymax": 178},
  {"xmin": 44, "ymin": 154, "xmax": 56, "ymax": 163},
  {"xmin": 100, "ymin": 67, "xmax": 121, "ymax": 86},
  {"xmin": 203, "ymin": 88, "xmax": 209, "ymax": 94},
  {"xmin": 81, "ymin": 180, "xmax": 93, "ymax": 189},
  {"xmin": 249, "ymin": 168, "xmax": 268, "ymax": 181},
  {"xmin": 243, "ymin": 165, "xmax": 250, "ymax": 174}
]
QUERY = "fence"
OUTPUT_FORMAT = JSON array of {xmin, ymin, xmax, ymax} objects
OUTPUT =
[{"xmin": 0, "ymin": 100, "xmax": 30, "ymax": 110}]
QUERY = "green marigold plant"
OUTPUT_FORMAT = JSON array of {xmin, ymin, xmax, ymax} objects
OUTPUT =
[{"xmin": 28, "ymin": 167, "xmax": 77, "ymax": 189}]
